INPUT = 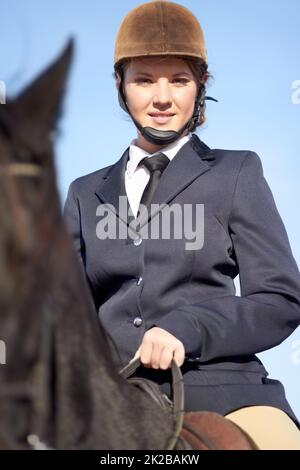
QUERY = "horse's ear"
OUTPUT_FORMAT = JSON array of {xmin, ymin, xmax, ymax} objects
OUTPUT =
[{"xmin": 15, "ymin": 39, "xmax": 74, "ymax": 137}]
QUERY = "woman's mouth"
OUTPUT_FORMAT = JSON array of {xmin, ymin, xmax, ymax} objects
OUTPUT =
[{"xmin": 148, "ymin": 114, "xmax": 175, "ymax": 125}]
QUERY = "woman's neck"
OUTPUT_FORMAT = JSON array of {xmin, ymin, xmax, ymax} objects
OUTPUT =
[{"xmin": 135, "ymin": 134, "xmax": 169, "ymax": 154}]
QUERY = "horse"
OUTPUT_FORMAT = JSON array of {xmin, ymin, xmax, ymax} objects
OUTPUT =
[{"xmin": 0, "ymin": 41, "xmax": 256, "ymax": 450}]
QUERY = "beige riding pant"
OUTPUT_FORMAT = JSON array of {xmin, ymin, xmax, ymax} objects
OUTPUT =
[{"xmin": 225, "ymin": 405, "xmax": 300, "ymax": 450}]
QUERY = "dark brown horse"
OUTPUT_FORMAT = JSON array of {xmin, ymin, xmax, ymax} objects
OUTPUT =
[{"xmin": 0, "ymin": 41, "xmax": 256, "ymax": 450}]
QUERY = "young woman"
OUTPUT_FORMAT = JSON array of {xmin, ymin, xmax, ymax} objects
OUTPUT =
[{"xmin": 64, "ymin": 1, "xmax": 300, "ymax": 449}]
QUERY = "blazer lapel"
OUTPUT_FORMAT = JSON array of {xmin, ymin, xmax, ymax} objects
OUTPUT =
[
  {"xmin": 139, "ymin": 134, "xmax": 215, "ymax": 228},
  {"xmin": 94, "ymin": 134, "xmax": 215, "ymax": 234},
  {"xmin": 95, "ymin": 147, "xmax": 132, "ymax": 228}
]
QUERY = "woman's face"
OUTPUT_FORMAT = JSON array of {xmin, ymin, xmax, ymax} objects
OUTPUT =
[{"xmin": 117, "ymin": 56, "xmax": 198, "ymax": 152}]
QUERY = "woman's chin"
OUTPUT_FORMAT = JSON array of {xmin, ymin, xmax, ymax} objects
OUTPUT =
[{"xmin": 143, "ymin": 119, "xmax": 180, "ymax": 132}]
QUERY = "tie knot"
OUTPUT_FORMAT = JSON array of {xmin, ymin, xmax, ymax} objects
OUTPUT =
[{"xmin": 138, "ymin": 153, "xmax": 170, "ymax": 174}]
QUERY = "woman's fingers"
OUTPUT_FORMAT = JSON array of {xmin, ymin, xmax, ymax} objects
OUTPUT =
[
  {"xmin": 173, "ymin": 345, "xmax": 185, "ymax": 368},
  {"xmin": 129, "ymin": 346, "xmax": 141, "ymax": 363},
  {"xmin": 140, "ymin": 335, "xmax": 154, "ymax": 367},
  {"xmin": 150, "ymin": 341, "xmax": 166, "ymax": 369},
  {"xmin": 130, "ymin": 327, "xmax": 186, "ymax": 370},
  {"xmin": 159, "ymin": 348, "xmax": 174, "ymax": 370}
]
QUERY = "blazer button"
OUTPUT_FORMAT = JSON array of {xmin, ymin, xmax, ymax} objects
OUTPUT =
[
  {"xmin": 133, "ymin": 237, "xmax": 142, "ymax": 246},
  {"xmin": 133, "ymin": 317, "xmax": 143, "ymax": 327}
]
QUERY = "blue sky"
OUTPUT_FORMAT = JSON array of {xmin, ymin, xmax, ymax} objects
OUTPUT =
[{"xmin": 1, "ymin": 0, "xmax": 300, "ymax": 418}]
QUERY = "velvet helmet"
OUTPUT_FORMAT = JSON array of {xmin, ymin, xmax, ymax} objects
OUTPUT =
[{"xmin": 114, "ymin": 0, "xmax": 216, "ymax": 145}]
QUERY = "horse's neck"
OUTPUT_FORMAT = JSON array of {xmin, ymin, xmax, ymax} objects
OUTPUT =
[{"xmin": 50, "ymin": 243, "xmax": 173, "ymax": 449}]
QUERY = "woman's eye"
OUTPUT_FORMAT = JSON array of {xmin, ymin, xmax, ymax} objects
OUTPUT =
[
  {"xmin": 135, "ymin": 78, "xmax": 189, "ymax": 85},
  {"xmin": 136, "ymin": 78, "xmax": 152, "ymax": 84},
  {"xmin": 173, "ymin": 78, "xmax": 189, "ymax": 84}
]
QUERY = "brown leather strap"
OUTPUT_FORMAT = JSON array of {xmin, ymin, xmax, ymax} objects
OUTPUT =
[
  {"xmin": 119, "ymin": 357, "xmax": 184, "ymax": 449},
  {"xmin": 0, "ymin": 163, "xmax": 42, "ymax": 177}
]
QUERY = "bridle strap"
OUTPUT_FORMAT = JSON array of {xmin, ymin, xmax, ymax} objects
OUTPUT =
[
  {"xmin": 119, "ymin": 357, "xmax": 184, "ymax": 450},
  {"xmin": 0, "ymin": 382, "xmax": 35, "ymax": 400},
  {"xmin": 0, "ymin": 163, "xmax": 41, "ymax": 177}
]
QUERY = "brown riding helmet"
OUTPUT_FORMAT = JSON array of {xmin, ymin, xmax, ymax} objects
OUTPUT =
[{"xmin": 114, "ymin": 0, "xmax": 208, "ymax": 66}]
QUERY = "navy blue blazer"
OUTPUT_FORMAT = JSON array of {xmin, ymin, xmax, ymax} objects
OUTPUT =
[{"xmin": 64, "ymin": 134, "xmax": 300, "ymax": 421}]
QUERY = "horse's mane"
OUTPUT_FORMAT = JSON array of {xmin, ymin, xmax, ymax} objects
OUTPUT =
[{"xmin": 0, "ymin": 40, "xmax": 176, "ymax": 449}]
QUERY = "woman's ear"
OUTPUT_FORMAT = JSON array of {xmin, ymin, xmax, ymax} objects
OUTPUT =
[{"xmin": 115, "ymin": 73, "xmax": 121, "ymax": 91}]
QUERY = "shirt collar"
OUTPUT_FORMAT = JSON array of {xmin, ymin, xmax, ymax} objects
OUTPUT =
[{"xmin": 127, "ymin": 133, "xmax": 192, "ymax": 177}]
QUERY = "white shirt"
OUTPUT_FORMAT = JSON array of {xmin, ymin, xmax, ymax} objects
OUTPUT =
[{"xmin": 125, "ymin": 133, "xmax": 192, "ymax": 217}]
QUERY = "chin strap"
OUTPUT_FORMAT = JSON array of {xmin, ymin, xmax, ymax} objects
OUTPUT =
[{"xmin": 118, "ymin": 85, "xmax": 218, "ymax": 146}]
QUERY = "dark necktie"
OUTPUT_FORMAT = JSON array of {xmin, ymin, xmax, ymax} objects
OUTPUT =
[{"xmin": 137, "ymin": 152, "xmax": 170, "ymax": 219}]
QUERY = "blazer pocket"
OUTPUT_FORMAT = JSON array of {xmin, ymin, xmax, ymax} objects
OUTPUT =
[{"xmin": 183, "ymin": 368, "xmax": 266, "ymax": 387}]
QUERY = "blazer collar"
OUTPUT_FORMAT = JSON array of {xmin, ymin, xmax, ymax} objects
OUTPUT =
[{"xmin": 95, "ymin": 134, "xmax": 215, "ymax": 230}]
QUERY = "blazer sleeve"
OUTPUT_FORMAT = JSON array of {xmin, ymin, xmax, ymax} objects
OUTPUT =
[{"xmin": 155, "ymin": 151, "xmax": 300, "ymax": 361}]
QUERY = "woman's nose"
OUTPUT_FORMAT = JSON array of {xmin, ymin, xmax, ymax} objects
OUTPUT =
[{"xmin": 152, "ymin": 80, "xmax": 172, "ymax": 105}]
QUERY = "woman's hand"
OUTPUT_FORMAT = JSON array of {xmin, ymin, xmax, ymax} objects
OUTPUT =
[{"xmin": 131, "ymin": 327, "xmax": 185, "ymax": 370}]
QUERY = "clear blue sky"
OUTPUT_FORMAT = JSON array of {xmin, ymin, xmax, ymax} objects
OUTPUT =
[{"xmin": 1, "ymin": 0, "xmax": 300, "ymax": 418}]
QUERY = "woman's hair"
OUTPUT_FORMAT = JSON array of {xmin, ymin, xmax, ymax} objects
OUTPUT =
[{"xmin": 113, "ymin": 56, "xmax": 213, "ymax": 132}]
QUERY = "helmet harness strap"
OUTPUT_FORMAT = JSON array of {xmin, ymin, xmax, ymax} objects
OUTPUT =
[{"xmin": 117, "ymin": 76, "xmax": 217, "ymax": 146}]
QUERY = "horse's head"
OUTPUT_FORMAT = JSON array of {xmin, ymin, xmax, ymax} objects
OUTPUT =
[
  {"xmin": 0, "ymin": 41, "xmax": 73, "ymax": 447},
  {"xmin": 0, "ymin": 40, "xmax": 73, "ymax": 310},
  {"xmin": 0, "ymin": 39, "xmax": 177, "ymax": 451}
]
